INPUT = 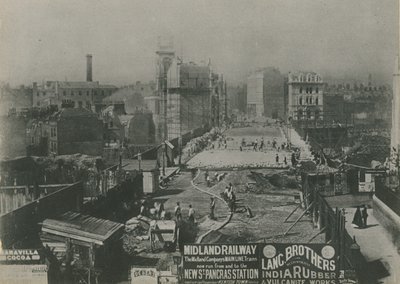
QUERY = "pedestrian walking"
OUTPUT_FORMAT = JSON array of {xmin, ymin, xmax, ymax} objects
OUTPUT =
[
  {"xmin": 174, "ymin": 202, "xmax": 182, "ymax": 221},
  {"xmin": 284, "ymin": 156, "xmax": 287, "ymax": 165},
  {"xmin": 276, "ymin": 154, "xmax": 279, "ymax": 163},
  {"xmin": 352, "ymin": 206, "xmax": 363, "ymax": 228},
  {"xmin": 361, "ymin": 205, "xmax": 368, "ymax": 227},
  {"xmin": 210, "ymin": 197, "xmax": 216, "ymax": 220},
  {"xmin": 188, "ymin": 204, "xmax": 195, "ymax": 224},
  {"xmin": 206, "ymin": 175, "xmax": 211, "ymax": 187}
]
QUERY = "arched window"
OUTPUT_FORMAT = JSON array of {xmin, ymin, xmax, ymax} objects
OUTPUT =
[
  {"xmin": 300, "ymin": 87, "xmax": 303, "ymax": 94},
  {"xmin": 299, "ymin": 97, "xmax": 303, "ymax": 105},
  {"xmin": 310, "ymin": 87, "xmax": 313, "ymax": 93},
  {"xmin": 316, "ymin": 97, "xmax": 319, "ymax": 105},
  {"xmin": 316, "ymin": 87, "xmax": 319, "ymax": 93}
]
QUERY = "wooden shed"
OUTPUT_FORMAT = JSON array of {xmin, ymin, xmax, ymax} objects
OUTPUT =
[
  {"xmin": 40, "ymin": 211, "xmax": 124, "ymax": 283},
  {"xmin": 122, "ymin": 159, "xmax": 160, "ymax": 194}
]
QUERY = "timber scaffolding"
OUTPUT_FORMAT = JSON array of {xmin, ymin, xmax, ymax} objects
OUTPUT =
[{"xmin": 288, "ymin": 182, "xmax": 374, "ymax": 283}]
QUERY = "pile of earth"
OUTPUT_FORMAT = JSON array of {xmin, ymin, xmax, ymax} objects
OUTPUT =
[{"xmin": 224, "ymin": 170, "xmax": 299, "ymax": 194}]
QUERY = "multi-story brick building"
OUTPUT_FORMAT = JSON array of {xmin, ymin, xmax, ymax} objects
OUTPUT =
[
  {"xmin": 287, "ymin": 71, "xmax": 324, "ymax": 122},
  {"xmin": 32, "ymin": 81, "xmax": 117, "ymax": 111},
  {"xmin": 32, "ymin": 55, "xmax": 117, "ymax": 111}
]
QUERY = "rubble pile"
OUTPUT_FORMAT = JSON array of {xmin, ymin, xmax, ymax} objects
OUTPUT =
[
  {"xmin": 122, "ymin": 216, "xmax": 151, "ymax": 256},
  {"xmin": 267, "ymin": 173, "xmax": 299, "ymax": 189},
  {"xmin": 223, "ymin": 170, "xmax": 298, "ymax": 194}
]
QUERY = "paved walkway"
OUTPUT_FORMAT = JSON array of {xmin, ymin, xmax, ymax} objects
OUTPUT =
[{"xmin": 345, "ymin": 207, "xmax": 400, "ymax": 284}]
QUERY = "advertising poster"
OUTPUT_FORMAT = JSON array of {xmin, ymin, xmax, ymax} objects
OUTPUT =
[
  {"xmin": 260, "ymin": 244, "xmax": 337, "ymax": 284},
  {"xmin": 183, "ymin": 244, "xmax": 260, "ymax": 283},
  {"xmin": 130, "ymin": 267, "xmax": 158, "ymax": 284},
  {"xmin": 0, "ymin": 249, "xmax": 47, "ymax": 284}
]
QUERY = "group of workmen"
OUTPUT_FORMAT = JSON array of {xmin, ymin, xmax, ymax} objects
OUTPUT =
[
  {"xmin": 240, "ymin": 137, "xmax": 291, "ymax": 152},
  {"xmin": 173, "ymin": 202, "xmax": 196, "ymax": 224}
]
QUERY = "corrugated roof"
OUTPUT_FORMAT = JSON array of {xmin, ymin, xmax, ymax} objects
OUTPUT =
[{"xmin": 41, "ymin": 211, "xmax": 124, "ymax": 245}]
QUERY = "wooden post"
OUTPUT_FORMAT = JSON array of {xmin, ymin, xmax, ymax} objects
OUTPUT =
[
  {"xmin": 283, "ymin": 201, "xmax": 314, "ymax": 236},
  {"xmin": 318, "ymin": 194, "xmax": 323, "ymax": 229},
  {"xmin": 340, "ymin": 214, "xmax": 346, "ymax": 270},
  {"xmin": 312, "ymin": 189, "xmax": 317, "ymax": 228},
  {"xmin": 324, "ymin": 202, "xmax": 330, "ymax": 242}
]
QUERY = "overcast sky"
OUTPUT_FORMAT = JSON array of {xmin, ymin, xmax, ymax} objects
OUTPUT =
[{"xmin": 0, "ymin": 0, "xmax": 398, "ymax": 86}]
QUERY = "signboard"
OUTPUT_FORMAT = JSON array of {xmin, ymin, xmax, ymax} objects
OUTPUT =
[
  {"xmin": 0, "ymin": 249, "xmax": 41, "ymax": 264},
  {"xmin": 183, "ymin": 244, "xmax": 338, "ymax": 283},
  {"xmin": 183, "ymin": 244, "xmax": 259, "ymax": 283},
  {"xmin": 0, "ymin": 264, "xmax": 48, "ymax": 284},
  {"xmin": 131, "ymin": 267, "xmax": 158, "ymax": 284},
  {"xmin": 260, "ymin": 244, "xmax": 337, "ymax": 284}
]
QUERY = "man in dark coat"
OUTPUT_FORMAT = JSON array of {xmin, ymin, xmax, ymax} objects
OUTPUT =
[{"xmin": 361, "ymin": 205, "xmax": 368, "ymax": 228}]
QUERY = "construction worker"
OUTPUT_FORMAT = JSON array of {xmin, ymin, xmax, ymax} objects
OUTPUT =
[
  {"xmin": 206, "ymin": 175, "xmax": 211, "ymax": 187},
  {"xmin": 140, "ymin": 202, "xmax": 146, "ymax": 216},
  {"xmin": 188, "ymin": 204, "xmax": 195, "ymax": 224},
  {"xmin": 174, "ymin": 202, "xmax": 182, "ymax": 221},
  {"xmin": 210, "ymin": 197, "xmax": 216, "ymax": 220}
]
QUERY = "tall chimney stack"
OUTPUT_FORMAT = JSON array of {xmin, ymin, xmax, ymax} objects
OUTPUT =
[{"xmin": 86, "ymin": 54, "xmax": 93, "ymax": 82}]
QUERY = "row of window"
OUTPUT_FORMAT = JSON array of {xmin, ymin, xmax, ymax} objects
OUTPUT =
[
  {"xmin": 62, "ymin": 90, "xmax": 108, "ymax": 96},
  {"xmin": 298, "ymin": 96, "xmax": 319, "ymax": 105},
  {"xmin": 61, "ymin": 100, "xmax": 91, "ymax": 109},
  {"xmin": 296, "ymin": 109, "xmax": 321, "ymax": 119},
  {"xmin": 299, "ymin": 87, "xmax": 319, "ymax": 94},
  {"xmin": 298, "ymin": 75, "xmax": 322, "ymax": 83},
  {"xmin": 37, "ymin": 90, "xmax": 110, "ymax": 97}
]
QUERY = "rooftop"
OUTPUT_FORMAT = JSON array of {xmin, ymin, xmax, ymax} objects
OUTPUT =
[
  {"xmin": 122, "ymin": 159, "xmax": 158, "ymax": 171},
  {"xmin": 37, "ymin": 81, "xmax": 117, "ymax": 90},
  {"xmin": 41, "ymin": 211, "xmax": 124, "ymax": 245},
  {"xmin": 50, "ymin": 107, "xmax": 98, "ymax": 120}
]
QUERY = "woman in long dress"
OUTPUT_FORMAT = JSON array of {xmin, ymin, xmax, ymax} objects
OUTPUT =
[{"xmin": 352, "ymin": 206, "xmax": 363, "ymax": 228}]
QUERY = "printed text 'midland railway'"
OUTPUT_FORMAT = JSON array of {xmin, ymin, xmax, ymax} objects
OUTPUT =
[{"xmin": 184, "ymin": 245, "xmax": 257, "ymax": 256}]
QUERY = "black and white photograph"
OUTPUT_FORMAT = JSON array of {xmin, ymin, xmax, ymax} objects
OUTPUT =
[{"xmin": 0, "ymin": 0, "xmax": 399, "ymax": 283}]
